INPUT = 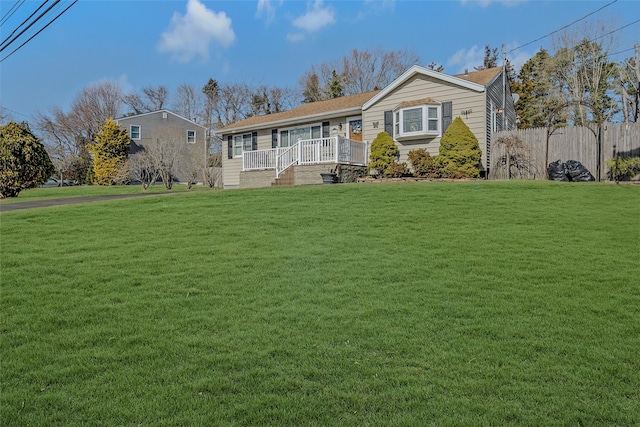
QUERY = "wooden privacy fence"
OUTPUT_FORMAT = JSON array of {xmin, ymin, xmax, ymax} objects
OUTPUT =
[{"xmin": 490, "ymin": 123, "xmax": 640, "ymax": 180}]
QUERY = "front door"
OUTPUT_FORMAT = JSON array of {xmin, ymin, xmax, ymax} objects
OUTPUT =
[{"xmin": 348, "ymin": 118, "xmax": 363, "ymax": 142}]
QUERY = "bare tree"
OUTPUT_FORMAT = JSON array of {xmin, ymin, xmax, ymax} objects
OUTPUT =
[
  {"xmin": 552, "ymin": 19, "xmax": 620, "ymax": 124},
  {"xmin": 35, "ymin": 81, "xmax": 122, "ymax": 183},
  {"xmin": 203, "ymin": 151, "xmax": 222, "ymax": 188},
  {"xmin": 173, "ymin": 83, "xmax": 204, "ymax": 123},
  {"xmin": 129, "ymin": 127, "xmax": 189, "ymax": 190},
  {"xmin": 298, "ymin": 47, "xmax": 420, "ymax": 102},
  {"xmin": 619, "ymin": 45, "xmax": 639, "ymax": 123},
  {"xmin": 123, "ymin": 85, "xmax": 169, "ymax": 115}
]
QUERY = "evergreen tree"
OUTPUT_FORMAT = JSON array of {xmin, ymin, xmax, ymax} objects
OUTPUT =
[
  {"xmin": 90, "ymin": 118, "xmax": 130, "ymax": 185},
  {"xmin": 512, "ymin": 48, "xmax": 561, "ymax": 128},
  {"xmin": 0, "ymin": 122, "xmax": 54, "ymax": 198},
  {"xmin": 302, "ymin": 72, "xmax": 323, "ymax": 103},
  {"xmin": 475, "ymin": 45, "xmax": 499, "ymax": 70},
  {"xmin": 437, "ymin": 117, "xmax": 482, "ymax": 178},
  {"xmin": 326, "ymin": 70, "xmax": 344, "ymax": 99}
]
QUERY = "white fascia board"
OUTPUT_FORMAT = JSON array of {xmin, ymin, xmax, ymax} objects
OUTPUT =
[
  {"xmin": 362, "ymin": 65, "xmax": 485, "ymax": 111},
  {"xmin": 216, "ymin": 106, "xmax": 363, "ymax": 136}
]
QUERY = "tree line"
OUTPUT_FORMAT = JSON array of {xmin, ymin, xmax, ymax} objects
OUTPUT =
[{"xmin": 1, "ymin": 20, "xmax": 638, "ymax": 191}]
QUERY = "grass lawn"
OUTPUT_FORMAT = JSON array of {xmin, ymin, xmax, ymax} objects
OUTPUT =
[{"xmin": 1, "ymin": 181, "xmax": 638, "ymax": 426}]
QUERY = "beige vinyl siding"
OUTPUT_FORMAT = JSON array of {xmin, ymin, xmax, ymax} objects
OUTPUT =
[{"xmin": 363, "ymin": 73, "xmax": 487, "ymax": 168}]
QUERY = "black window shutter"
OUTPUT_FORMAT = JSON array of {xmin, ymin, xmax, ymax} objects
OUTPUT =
[
  {"xmin": 384, "ymin": 111, "xmax": 393, "ymax": 136},
  {"xmin": 252, "ymin": 132, "xmax": 258, "ymax": 151},
  {"xmin": 271, "ymin": 129, "xmax": 278, "ymax": 148},
  {"xmin": 227, "ymin": 135, "xmax": 233, "ymax": 159},
  {"xmin": 322, "ymin": 121, "xmax": 330, "ymax": 138},
  {"xmin": 442, "ymin": 101, "xmax": 452, "ymax": 134}
]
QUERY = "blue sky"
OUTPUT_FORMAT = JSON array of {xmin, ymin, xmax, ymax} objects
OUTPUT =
[{"xmin": 1, "ymin": 0, "xmax": 638, "ymax": 122}]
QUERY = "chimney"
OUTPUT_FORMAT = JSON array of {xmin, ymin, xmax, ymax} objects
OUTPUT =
[{"xmin": 464, "ymin": 68, "xmax": 468, "ymax": 76}]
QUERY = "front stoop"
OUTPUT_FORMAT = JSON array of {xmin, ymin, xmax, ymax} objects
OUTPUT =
[{"xmin": 272, "ymin": 168, "xmax": 294, "ymax": 186}]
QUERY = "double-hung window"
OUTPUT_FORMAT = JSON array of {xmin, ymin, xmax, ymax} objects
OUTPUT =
[
  {"xmin": 393, "ymin": 102, "xmax": 441, "ymax": 139},
  {"xmin": 187, "ymin": 130, "xmax": 196, "ymax": 144},
  {"xmin": 233, "ymin": 134, "xmax": 252, "ymax": 157},
  {"xmin": 130, "ymin": 125, "xmax": 141, "ymax": 140}
]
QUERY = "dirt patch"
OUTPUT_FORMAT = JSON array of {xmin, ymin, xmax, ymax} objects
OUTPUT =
[{"xmin": 0, "ymin": 192, "xmax": 173, "ymax": 213}]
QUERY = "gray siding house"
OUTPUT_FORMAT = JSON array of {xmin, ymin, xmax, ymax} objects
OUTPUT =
[
  {"xmin": 218, "ymin": 65, "xmax": 516, "ymax": 189},
  {"xmin": 115, "ymin": 109, "xmax": 208, "ymax": 183}
]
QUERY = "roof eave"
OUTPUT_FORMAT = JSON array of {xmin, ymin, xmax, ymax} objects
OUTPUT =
[
  {"xmin": 362, "ymin": 65, "xmax": 485, "ymax": 110},
  {"xmin": 217, "ymin": 106, "xmax": 364, "ymax": 135}
]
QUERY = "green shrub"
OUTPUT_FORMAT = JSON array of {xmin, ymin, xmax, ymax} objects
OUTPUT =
[
  {"xmin": 0, "ymin": 122, "xmax": 54, "ymax": 198},
  {"xmin": 438, "ymin": 117, "xmax": 482, "ymax": 178},
  {"xmin": 368, "ymin": 131, "xmax": 398, "ymax": 176},
  {"xmin": 408, "ymin": 149, "xmax": 441, "ymax": 178},
  {"xmin": 606, "ymin": 157, "xmax": 640, "ymax": 180}
]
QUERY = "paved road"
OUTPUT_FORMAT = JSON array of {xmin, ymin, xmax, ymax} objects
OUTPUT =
[{"xmin": 0, "ymin": 192, "xmax": 172, "ymax": 212}]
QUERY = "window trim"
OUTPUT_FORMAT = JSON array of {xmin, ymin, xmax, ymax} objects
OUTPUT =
[
  {"xmin": 393, "ymin": 104, "xmax": 442, "ymax": 139},
  {"xmin": 232, "ymin": 133, "xmax": 254, "ymax": 158},
  {"xmin": 186, "ymin": 130, "xmax": 196, "ymax": 144},
  {"xmin": 278, "ymin": 122, "xmax": 322, "ymax": 148},
  {"xmin": 130, "ymin": 125, "xmax": 141, "ymax": 140}
]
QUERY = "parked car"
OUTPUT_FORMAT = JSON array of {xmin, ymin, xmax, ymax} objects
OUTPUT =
[{"xmin": 41, "ymin": 177, "xmax": 76, "ymax": 188}]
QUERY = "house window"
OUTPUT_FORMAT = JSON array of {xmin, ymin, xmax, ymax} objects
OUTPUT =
[
  {"xmin": 233, "ymin": 134, "xmax": 253, "ymax": 157},
  {"xmin": 279, "ymin": 124, "xmax": 321, "ymax": 147},
  {"xmin": 187, "ymin": 130, "xmax": 196, "ymax": 144},
  {"xmin": 394, "ymin": 105, "xmax": 441, "ymax": 138},
  {"xmin": 130, "ymin": 125, "xmax": 141, "ymax": 140}
]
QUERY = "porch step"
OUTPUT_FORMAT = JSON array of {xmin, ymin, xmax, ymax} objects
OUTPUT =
[{"xmin": 272, "ymin": 167, "xmax": 294, "ymax": 186}]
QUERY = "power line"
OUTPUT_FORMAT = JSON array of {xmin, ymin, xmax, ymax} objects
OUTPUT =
[
  {"xmin": 0, "ymin": 0, "xmax": 61, "ymax": 53},
  {"xmin": 0, "ymin": 0, "xmax": 77, "ymax": 63},
  {"xmin": 1, "ymin": 106, "xmax": 33, "ymax": 120},
  {"xmin": 0, "ymin": 0, "xmax": 26, "ymax": 27},
  {"xmin": 592, "ymin": 19, "xmax": 640, "ymax": 42},
  {"xmin": 508, "ymin": 0, "xmax": 619, "ymax": 53}
]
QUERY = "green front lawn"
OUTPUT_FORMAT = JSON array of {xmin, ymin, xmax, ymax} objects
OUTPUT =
[{"xmin": 1, "ymin": 181, "xmax": 638, "ymax": 426}]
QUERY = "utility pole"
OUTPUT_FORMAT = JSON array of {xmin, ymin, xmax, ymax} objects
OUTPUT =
[{"xmin": 502, "ymin": 44, "xmax": 507, "ymax": 130}]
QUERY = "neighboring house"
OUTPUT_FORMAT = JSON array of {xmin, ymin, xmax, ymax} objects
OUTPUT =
[
  {"xmin": 218, "ymin": 65, "xmax": 516, "ymax": 189},
  {"xmin": 115, "ymin": 109, "xmax": 208, "ymax": 183}
]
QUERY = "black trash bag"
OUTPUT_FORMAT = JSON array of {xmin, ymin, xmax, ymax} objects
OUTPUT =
[
  {"xmin": 547, "ymin": 159, "xmax": 569, "ymax": 181},
  {"xmin": 565, "ymin": 159, "xmax": 595, "ymax": 182}
]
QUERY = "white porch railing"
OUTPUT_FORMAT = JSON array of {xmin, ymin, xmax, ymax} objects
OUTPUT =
[{"xmin": 243, "ymin": 136, "xmax": 368, "ymax": 178}]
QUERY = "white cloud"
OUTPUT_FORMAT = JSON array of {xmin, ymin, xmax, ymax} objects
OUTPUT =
[
  {"xmin": 292, "ymin": 0, "xmax": 336, "ymax": 32},
  {"xmin": 158, "ymin": 0, "xmax": 236, "ymax": 63},
  {"xmin": 256, "ymin": 0, "xmax": 283, "ymax": 24},
  {"xmin": 286, "ymin": 32, "xmax": 306, "ymax": 42},
  {"xmin": 446, "ymin": 45, "xmax": 485, "ymax": 73},
  {"xmin": 357, "ymin": 0, "xmax": 395, "ymax": 20}
]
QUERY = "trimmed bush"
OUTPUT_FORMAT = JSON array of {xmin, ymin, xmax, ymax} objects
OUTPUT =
[
  {"xmin": 368, "ymin": 131, "xmax": 398, "ymax": 176},
  {"xmin": 0, "ymin": 122, "xmax": 54, "ymax": 198},
  {"xmin": 387, "ymin": 162, "xmax": 409, "ymax": 178},
  {"xmin": 408, "ymin": 149, "xmax": 441, "ymax": 178},
  {"xmin": 606, "ymin": 157, "xmax": 640, "ymax": 181},
  {"xmin": 438, "ymin": 117, "xmax": 482, "ymax": 178}
]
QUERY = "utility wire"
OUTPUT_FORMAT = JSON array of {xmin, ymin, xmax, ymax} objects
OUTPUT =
[
  {"xmin": 0, "ymin": 0, "xmax": 26, "ymax": 27},
  {"xmin": 0, "ymin": 0, "xmax": 60, "ymax": 53},
  {"xmin": 592, "ymin": 19, "xmax": 640, "ymax": 42},
  {"xmin": 508, "ymin": 0, "xmax": 619, "ymax": 53},
  {"xmin": 0, "ymin": 0, "xmax": 76, "ymax": 63}
]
